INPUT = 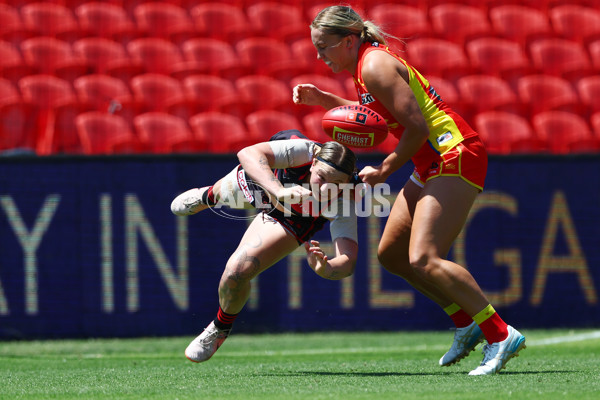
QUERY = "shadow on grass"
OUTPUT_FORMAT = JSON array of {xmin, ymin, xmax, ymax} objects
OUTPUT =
[{"xmin": 259, "ymin": 370, "xmax": 576, "ymax": 377}]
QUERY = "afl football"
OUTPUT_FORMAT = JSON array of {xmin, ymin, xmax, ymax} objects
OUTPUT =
[{"xmin": 322, "ymin": 105, "xmax": 388, "ymax": 148}]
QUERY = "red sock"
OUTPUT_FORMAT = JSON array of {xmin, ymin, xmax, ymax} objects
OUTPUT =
[
  {"xmin": 473, "ymin": 305, "xmax": 509, "ymax": 343},
  {"xmin": 214, "ymin": 306, "xmax": 237, "ymax": 330},
  {"xmin": 201, "ymin": 186, "xmax": 216, "ymax": 206},
  {"xmin": 443, "ymin": 303, "xmax": 473, "ymax": 328}
]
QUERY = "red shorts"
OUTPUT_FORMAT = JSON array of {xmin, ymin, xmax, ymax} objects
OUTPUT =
[{"xmin": 411, "ymin": 136, "xmax": 488, "ymax": 191}]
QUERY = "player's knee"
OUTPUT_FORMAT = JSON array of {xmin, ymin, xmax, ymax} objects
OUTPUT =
[
  {"xmin": 408, "ymin": 250, "xmax": 440, "ymax": 281},
  {"xmin": 377, "ymin": 246, "xmax": 408, "ymax": 276},
  {"xmin": 222, "ymin": 257, "xmax": 261, "ymax": 284}
]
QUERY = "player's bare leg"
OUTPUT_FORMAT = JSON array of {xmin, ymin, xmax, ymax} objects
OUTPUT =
[
  {"xmin": 409, "ymin": 177, "xmax": 486, "ymax": 315},
  {"xmin": 378, "ymin": 180, "xmax": 457, "ymax": 308},
  {"xmin": 185, "ymin": 214, "xmax": 299, "ymax": 363},
  {"xmin": 378, "ymin": 178, "xmax": 485, "ymax": 366}
]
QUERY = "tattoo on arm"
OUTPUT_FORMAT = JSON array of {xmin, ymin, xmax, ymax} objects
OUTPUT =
[{"xmin": 258, "ymin": 155, "xmax": 279, "ymax": 182}]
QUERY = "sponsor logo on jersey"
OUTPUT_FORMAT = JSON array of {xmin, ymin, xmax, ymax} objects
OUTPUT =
[
  {"xmin": 360, "ymin": 92, "xmax": 375, "ymax": 105},
  {"xmin": 437, "ymin": 131, "xmax": 454, "ymax": 146},
  {"xmin": 237, "ymin": 169, "xmax": 254, "ymax": 203}
]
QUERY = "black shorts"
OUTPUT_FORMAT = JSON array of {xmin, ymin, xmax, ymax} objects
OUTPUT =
[{"xmin": 263, "ymin": 207, "xmax": 328, "ymax": 245}]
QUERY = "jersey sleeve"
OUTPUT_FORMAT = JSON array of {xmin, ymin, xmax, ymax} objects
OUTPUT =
[
  {"xmin": 328, "ymin": 197, "xmax": 358, "ymax": 243},
  {"xmin": 267, "ymin": 139, "xmax": 315, "ymax": 169}
]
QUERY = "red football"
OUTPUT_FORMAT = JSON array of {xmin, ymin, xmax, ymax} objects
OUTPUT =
[{"xmin": 322, "ymin": 105, "xmax": 388, "ymax": 148}]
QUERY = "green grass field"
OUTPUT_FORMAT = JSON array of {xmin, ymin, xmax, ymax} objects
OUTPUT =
[{"xmin": 2, "ymin": 329, "xmax": 600, "ymax": 400}]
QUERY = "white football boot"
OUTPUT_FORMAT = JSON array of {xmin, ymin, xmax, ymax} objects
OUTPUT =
[
  {"xmin": 439, "ymin": 321, "xmax": 485, "ymax": 366},
  {"xmin": 469, "ymin": 325, "xmax": 526, "ymax": 375},
  {"xmin": 171, "ymin": 188, "xmax": 207, "ymax": 216},
  {"xmin": 185, "ymin": 321, "xmax": 231, "ymax": 363}
]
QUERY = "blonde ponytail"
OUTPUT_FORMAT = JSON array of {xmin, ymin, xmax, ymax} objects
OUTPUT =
[{"xmin": 311, "ymin": 5, "xmax": 392, "ymax": 46}]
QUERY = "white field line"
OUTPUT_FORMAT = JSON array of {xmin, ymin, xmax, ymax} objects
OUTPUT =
[
  {"xmin": 528, "ymin": 330, "xmax": 600, "ymax": 346},
  {"xmin": 220, "ymin": 330, "xmax": 600, "ymax": 358}
]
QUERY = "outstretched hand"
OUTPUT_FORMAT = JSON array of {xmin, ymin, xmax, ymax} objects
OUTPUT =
[{"xmin": 304, "ymin": 240, "xmax": 328, "ymax": 277}]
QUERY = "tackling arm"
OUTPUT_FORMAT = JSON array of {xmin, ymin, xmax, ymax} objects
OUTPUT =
[
  {"xmin": 304, "ymin": 237, "xmax": 358, "ymax": 280},
  {"xmin": 237, "ymin": 141, "xmax": 313, "ymax": 204}
]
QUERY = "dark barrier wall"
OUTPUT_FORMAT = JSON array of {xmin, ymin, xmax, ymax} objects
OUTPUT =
[{"xmin": 1, "ymin": 154, "xmax": 599, "ymax": 338}]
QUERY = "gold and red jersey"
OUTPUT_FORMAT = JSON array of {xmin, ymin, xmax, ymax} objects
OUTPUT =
[{"xmin": 353, "ymin": 42, "xmax": 480, "ymax": 168}]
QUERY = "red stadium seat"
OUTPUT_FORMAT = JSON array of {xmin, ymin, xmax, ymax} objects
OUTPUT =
[
  {"xmin": 0, "ymin": 40, "xmax": 37, "ymax": 82},
  {"xmin": 74, "ymin": 2, "xmax": 138, "ymax": 42},
  {"xmin": 0, "ymin": 77, "xmax": 20, "ymax": 106},
  {"xmin": 133, "ymin": 2, "xmax": 195, "ymax": 44},
  {"xmin": 0, "ymin": 3, "xmax": 32, "ymax": 42},
  {"xmin": 290, "ymin": 38, "xmax": 332, "ymax": 75},
  {"xmin": 429, "ymin": 4, "xmax": 493, "ymax": 45},
  {"xmin": 0, "ymin": 77, "xmax": 36, "ymax": 153},
  {"xmin": 75, "ymin": 111, "xmax": 142, "ymax": 154},
  {"xmin": 235, "ymin": 75, "xmax": 292, "ymax": 114},
  {"xmin": 474, "ymin": 110, "xmax": 543, "ymax": 154},
  {"xmin": 549, "ymin": 5, "xmax": 600, "ymax": 45},
  {"xmin": 456, "ymin": 75, "xmax": 524, "ymax": 119},
  {"xmin": 465, "ymin": 37, "xmax": 534, "ymax": 82},
  {"xmin": 489, "ymin": 5, "xmax": 553, "ymax": 47},
  {"xmin": 528, "ymin": 38, "xmax": 593, "ymax": 81},
  {"xmin": 20, "ymin": 37, "xmax": 92, "ymax": 82},
  {"xmin": 179, "ymin": 38, "xmax": 249, "ymax": 80},
  {"xmin": 20, "ymin": 2, "xmax": 81, "ymax": 42},
  {"xmin": 517, "ymin": 74, "xmax": 585, "ymax": 117},
  {"xmin": 127, "ymin": 38, "xmax": 184, "ymax": 76},
  {"xmin": 576, "ymin": 76, "xmax": 600, "ymax": 114},
  {"xmin": 0, "ymin": 102, "xmax": 37, "ymax": 154},
  {"xmin": 532, "ymin": 111, "xmax": 600, "ymax": 154},
  {"xmin": 368, "ymin": 4, "xmax": 431, "ymax": 45},
  {"xmin": 189, "ymin": 112, "xmax": 251, "ymax": 153},
  {"xmin": 405, "ymin": 38, "xmax": 475, "ymax": 82},
  {"xmin": 427, "ymin": 0, "xmax": 487, "ymax": 8},
  {"xmin": 129, "ymin": 73, "xmax": 177, "ymax": 109},
  {"xmin": 72, "ymin": 38, "xmax": 143, "ymax": 80},
  {"xmin": 19, "ymin": 74, "xmax": 89, "ymax": 154},
  {"xmin": 130, "ymin": 73, "xmax": 195, "ymax": 118},
  {"xmin": 589, "ymin": 39, "xmax": 600, "ymax": 71},
  {"xmin": 235, "ymin": 37, "xmax": 309, "ymax": 82},
  {"xmin": 134, "ymin": 112, "xmax": 207, "ymax": 153},
  {"xmin": 246, "ymin": 2, "xmax": 307, "ymax": 44},
  {"xmin": 591, "ymin": 112, "xmax": 600, "ymax": 139},
  {"xmin": 302, "ymin": 110, "xmax": 335, "ymax": 144},
  {"xmin": 487, "ymin": 0, "xmax": 594, "ymax": 9},
  {"xmin": 73, "ymin": 74, "xmax": 140, "ymax": 124},
  {"xmin": 190, "ymin": 2, "xmax": 253, "ymax": 44},
  {"xmin": 18, "ymin": 74, "xmax": 75, "ymax": 109},
  {"xmin": 181, "ymin": 74, "xmax": 251, "ymax": 118},
  {"xmin": 245, "ymin": 110, "xmax": 303, "ymax": 143},
  {"xmin": 181, "ymin": 74, "xmax": 234, "ymax": 108}
]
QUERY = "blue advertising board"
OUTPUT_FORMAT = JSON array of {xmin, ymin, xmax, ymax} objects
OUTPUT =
[{"xmin": 0, "ymin": 154, "xmax": 599, "ymax": 338}]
